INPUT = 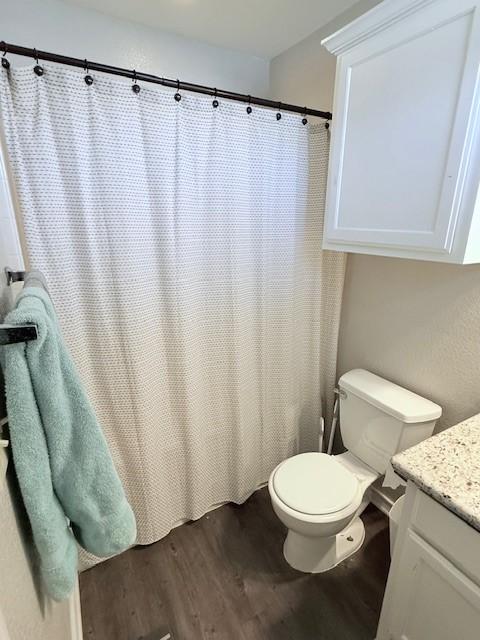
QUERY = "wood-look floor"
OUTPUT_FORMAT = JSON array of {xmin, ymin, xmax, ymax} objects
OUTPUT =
[{"xmin": 80, "ymin": 488, "xmax": 390, "ymax": 640}]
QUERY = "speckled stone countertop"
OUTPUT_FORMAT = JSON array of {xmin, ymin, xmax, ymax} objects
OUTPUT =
[{"xmin": 392, "ymin": 413, "xmax": 480, "ymax": 532}]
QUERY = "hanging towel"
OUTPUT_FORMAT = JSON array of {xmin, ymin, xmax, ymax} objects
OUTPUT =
[{"xmin": 0, "ymin": 282, "xmax": 136, "ymax": 600}]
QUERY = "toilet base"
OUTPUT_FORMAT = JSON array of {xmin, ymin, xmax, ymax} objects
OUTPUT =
[{"xmin": 283, "ymin": 517, "xmax": 365, "ymax": 573}]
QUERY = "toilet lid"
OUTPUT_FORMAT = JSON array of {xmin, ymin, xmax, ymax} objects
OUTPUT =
[{"xmin": 273, "ymin": 453, "xmax": 359, "ymax": 515}]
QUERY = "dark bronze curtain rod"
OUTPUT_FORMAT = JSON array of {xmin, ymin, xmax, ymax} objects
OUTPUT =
[{"xmin": 0, "ymin": 41, "xmax": 332, "ymax": 121}]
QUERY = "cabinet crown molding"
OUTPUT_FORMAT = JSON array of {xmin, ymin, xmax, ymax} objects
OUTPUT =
[{"xmin": 321, "ymin": 0, "xmax": 437, "ymax": 56}]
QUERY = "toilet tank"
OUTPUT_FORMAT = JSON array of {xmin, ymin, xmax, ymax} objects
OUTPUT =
[{"xmin": 338, "ymin": 369, "xmax": 442, "ymax": 474}]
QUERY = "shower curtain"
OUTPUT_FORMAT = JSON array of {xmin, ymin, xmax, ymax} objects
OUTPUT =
[{"xmin": 0, "ymin": 64, "xmax": 346, "ymax": 565}]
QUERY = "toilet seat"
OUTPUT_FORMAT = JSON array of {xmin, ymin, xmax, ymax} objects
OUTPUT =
[{"xmin": 272, "ymin": 452, "xmax": 359, "ymax": 516}]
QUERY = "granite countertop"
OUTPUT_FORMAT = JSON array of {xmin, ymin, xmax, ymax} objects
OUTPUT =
[{"xmin": 392, "ymin": 413, "xmax": 480, "ymax": 532}]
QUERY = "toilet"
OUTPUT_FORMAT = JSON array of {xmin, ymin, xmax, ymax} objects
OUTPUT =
[{"xmin": 268, "ymin": 369, "xmax": 442, "ymax": 573}]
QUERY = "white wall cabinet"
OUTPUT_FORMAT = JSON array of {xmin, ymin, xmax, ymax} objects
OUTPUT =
[
  {"xmin": 377, "ymin": 483, "xmax": 480, "ymax": 639},
  {"xmin": 322, "ymin": 0, "xmax": 480, "ymax": 263}
]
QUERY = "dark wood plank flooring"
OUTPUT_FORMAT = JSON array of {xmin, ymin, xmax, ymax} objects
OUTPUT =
[{"xmin": 80, "ymin": 488, "xmax": 390, "ymax": 640}]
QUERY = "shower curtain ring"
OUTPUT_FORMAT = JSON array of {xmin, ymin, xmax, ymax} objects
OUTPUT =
[
  {"xmin": 1, "ymin": 43, "xmax": 10, "ymax": 70},
  {"xmin": 302, "ymin": 107, "xmax": 308, "ymax": 126},
  {"xmin": 246, "ymin": 95, "xmax": 252, "ymax": 115},
  {"xmin": 212, "ymin": 88, "xmax": 219, "ymax": 108},
  {"xmin": 84, "ymin": 59, "xmax": 93, "ymax": 86},
  {"xmin": 174, "ymin": 79, "xmax": 182, "ymax": 102},
  {"xmin": 33, "ymin": 48, "xmax": 44, "ymax": 76},
  {"xmin": 132, "ymin": 69, "xmax": 140, "ymax": 94},
  {"xmin": 276, "ymin": 102, "xmax": 282, "ymax": 121}
]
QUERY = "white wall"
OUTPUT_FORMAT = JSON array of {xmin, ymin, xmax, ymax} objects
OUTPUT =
[
  {"xmin": 270, "ymin": 0, "xmax": 480, "ymax": 434},
  {"xmin": 0, "ymin": 1, "xmax": 270, "ymax": 638},
  {"xmin": 1, "ymin": 0, "xmax": 270, "ymax": 95}
]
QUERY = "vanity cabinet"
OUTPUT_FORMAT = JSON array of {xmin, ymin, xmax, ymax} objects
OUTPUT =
[
  {"xmin": 322, "ymin": 0, "xmax": 480, "ymax": 263},
  {"xmin": 377, "ymin": 483, "xmax": 480, "ymax": 639}
]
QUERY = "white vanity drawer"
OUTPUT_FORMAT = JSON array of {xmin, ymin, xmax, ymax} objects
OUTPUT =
[{"xmin": 410, "ymin": 489, "xmax": 480, "ymax": 586}]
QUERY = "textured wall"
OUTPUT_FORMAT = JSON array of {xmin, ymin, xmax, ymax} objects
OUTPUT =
[
  {"xmin": 338, "ymin": 255, "xmax": 480, "ymax": 432},
  {"xmin": 269, "ymin": 0, "xmax": 381, "ymax": 112},
  {"xmin": 270, "ymin": 29, "xmax": 337, "ymax": 118}
]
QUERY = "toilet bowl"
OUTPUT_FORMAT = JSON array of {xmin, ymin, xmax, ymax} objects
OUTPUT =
[
  {"xmin": 268, "ymin": 451, "xmax": 378, "ymax": 572},
  {"xmin": 268, "ymin": 369, "xmax": 442, "ymax": 573}
]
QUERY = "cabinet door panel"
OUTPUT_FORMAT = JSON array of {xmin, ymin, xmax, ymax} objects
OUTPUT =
[
  {"xmin": 325, "ymin": 0, "xmax": 480, "ymax": 255},
  {"xmin": 389, "ymin": 530, "xmax": 480, "ymax": 640}
]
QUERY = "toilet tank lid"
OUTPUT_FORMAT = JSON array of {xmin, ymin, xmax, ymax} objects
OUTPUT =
[{"xmin": 338, "ymin": 369, "xmax": 442, "ymax": 423}]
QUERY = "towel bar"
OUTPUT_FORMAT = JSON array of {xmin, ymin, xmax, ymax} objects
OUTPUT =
[
  {"xmin": 5, "ymin": 268, "xmax": 25, "ymax": 286},
  {"xmin": 0, "ymin": 323, "xmax": 38, "ymax": 345},
  {"xmin": 1, "ymin": 268, "xmax": 47, "ymax": 343}
]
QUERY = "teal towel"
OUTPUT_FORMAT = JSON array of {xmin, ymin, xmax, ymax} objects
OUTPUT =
[{"xmin": 1, "ymin": 285, "xmax": 136, "ymax": 600}]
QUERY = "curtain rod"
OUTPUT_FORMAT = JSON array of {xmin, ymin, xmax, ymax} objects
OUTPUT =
[{"xmin": 0, "ymin": 41, "xmax": 332, "ymax": 121}]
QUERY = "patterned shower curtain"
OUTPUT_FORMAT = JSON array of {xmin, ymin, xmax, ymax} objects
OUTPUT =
[{"xmin": 0, "ymin": 63, "xmax": 345, "ymax": 567}]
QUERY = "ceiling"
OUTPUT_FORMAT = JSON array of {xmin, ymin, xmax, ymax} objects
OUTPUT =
[{"xmin": 61, "ymin": 0, "xmax": 360, "ymax": 59}]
